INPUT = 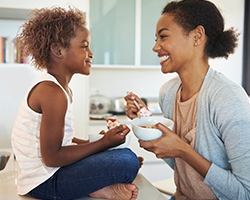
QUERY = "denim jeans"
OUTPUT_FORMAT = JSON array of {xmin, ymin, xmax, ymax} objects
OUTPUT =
[{"xmin": 29, "ymin": 148, "xmax": 139, "ymax": 200}]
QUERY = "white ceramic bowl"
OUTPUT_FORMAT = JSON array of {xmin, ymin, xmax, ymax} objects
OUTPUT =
[
  {"xmin": 89, "ymin": 134, "xmax": 131, "ymax": 150},
  {"xmin": 131, "ymin": 117, "xmax": 174, "ymax": 141}
]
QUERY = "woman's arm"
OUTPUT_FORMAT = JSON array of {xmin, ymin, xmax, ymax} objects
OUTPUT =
[
  {"xmin": 202, "ymin": 85, "xmax": 250, "ymax": 199},
  {"xmin": 124, "ymin": 92, "xmax": 146, "ymax": 119},
  {"xmin": 139, "ymin": 119, "xmax": 250, "ymax": 200},
  {"xmin": 146, "ymin": 83, "xmax": 250, "ymax": 199},
  {"xmin": 139, "ymin": 123, "xmax": 212, "ymax": 178}
]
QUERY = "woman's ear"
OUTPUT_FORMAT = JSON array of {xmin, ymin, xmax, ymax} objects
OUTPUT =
[
  {"xmin": 50, "ymin": 43, "xmax": 63, "ymax": 58},
  {"xmin": 193, "ymin": 25, "xmax": 206, "ymax": 47}
]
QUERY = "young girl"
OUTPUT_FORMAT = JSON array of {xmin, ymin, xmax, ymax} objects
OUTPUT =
[
  {"xmin": 11, "ymin": 7, "xmax": 140, "ymax": 200},
  {"xmin": 125, "ymin": 0, "xmax": 250, "ymax": 199}
]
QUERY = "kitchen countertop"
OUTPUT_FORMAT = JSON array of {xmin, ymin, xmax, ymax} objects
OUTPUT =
[
  {"xmin": 89, "ymin": 115, "xmax": 131, "ymax": 124},
  {"xmin": 0, "ymin": 170, "xmax": 167, "ymax": 200},
  {"xmin": 89, "ymin": 114, "xmax": 162, "ymax": 124},
  {"xmin": 0, "ymin": 149, "xmax": 167, "ymax": 200}
]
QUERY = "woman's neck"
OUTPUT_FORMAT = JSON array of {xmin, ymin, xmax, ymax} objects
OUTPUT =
[{"xmin": 178, "ymin": 63, "xmax": 209, "ymax": 102}]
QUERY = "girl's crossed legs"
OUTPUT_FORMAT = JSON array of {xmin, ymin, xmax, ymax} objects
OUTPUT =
[{"xmin": 29, "ymin": 148, "xmax": 140, "ymax": 200}]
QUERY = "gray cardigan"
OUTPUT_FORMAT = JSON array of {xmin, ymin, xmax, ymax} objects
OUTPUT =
[{"xmin": 159, "ymin": 67, "xmax": 250, "ymax": 200}]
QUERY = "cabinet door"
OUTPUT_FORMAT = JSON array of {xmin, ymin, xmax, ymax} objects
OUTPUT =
[
  {"xmin": 89, "ymin": 0, "xmax": 171, "ymax": 67},
  {"xmin": 89, "ymin": 0, "xmax": 135, "ymax": 65},
  {"xmin": 141, "ymin": 0, "xmax": 170, "ymax": 65}
]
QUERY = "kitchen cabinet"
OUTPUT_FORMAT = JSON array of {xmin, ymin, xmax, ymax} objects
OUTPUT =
[
  {"xmin": 89, "ymin": 0, "xmax": 170, "ymax": 69},
  {"xmin": 140, "ymin": 0, "xmax": 170, "ymax": 65},
  {"xmin": 89, "ymin": 0, "xmax": 135, "ymax": 66}
]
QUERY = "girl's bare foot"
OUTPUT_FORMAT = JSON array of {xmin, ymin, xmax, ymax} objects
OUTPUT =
[
  {"xmin": 138, "ymin": 156, "xmax": 144, "ymax": 169},
  {"xmin": 89, "ymin": 183, "xmax": 139, "ymax": 200}
]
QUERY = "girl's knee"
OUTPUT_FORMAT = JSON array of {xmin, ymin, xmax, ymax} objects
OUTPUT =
[{"xmin": 112, "ymin": 148, "xmax": 139, "ymax": 170}]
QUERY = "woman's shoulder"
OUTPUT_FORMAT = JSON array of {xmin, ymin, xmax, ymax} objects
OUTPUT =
[
  {"xmin": 200, "ymin": 68, "xmax": 249, "ymax": 113},
  {"xmin": 205, "ymin": 69, "xmax": 247, "ymax": 100}
]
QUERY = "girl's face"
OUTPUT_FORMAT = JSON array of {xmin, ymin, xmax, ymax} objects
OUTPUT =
[
  {"xmin": 64, "ymin": 26, "xmax": 93, "ymax": 76},
  {"xmin": 153, "ymin": 13, "xmax": 195, "ymax": 74}
]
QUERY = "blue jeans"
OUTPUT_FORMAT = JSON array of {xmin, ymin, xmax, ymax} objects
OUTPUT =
[{"xmin": 29, "ymin": 148, "xmax": 139, "ymax": 200}]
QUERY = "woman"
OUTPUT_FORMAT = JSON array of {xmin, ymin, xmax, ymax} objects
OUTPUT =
[{"xmin": 125, "ymin": 0, "xmax": 250, "ymax": 199}]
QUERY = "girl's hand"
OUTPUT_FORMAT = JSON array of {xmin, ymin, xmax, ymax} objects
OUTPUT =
[
  {"xmin": 124, "ymin": 92, "xmax": 146, "ymax": 119},
  {"xmin": 101, "ymin": 124, "xmax": 130, "ymax": 148},
  {"xmin": 139, "ymin": 123, "xmax": 188, "ymax": 159}
]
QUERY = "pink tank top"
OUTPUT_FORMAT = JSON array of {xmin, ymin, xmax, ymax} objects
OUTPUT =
[
  {"xmin": 11, "ymin": 73, "xmax": 74, "ymax": 195},
  {"xmin": 173, "ymin": 87, "xmax": 217, "ymax": 199}
]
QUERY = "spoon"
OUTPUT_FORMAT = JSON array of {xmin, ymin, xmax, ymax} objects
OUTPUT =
[{"xmin": 126, "ymin": 91, "xmax": 141, "ymax": 110}]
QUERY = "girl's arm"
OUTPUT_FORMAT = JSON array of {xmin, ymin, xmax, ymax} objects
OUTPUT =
[{"xmin": 29, "ymin": 81, "xmax": 129, "ymax": 167}]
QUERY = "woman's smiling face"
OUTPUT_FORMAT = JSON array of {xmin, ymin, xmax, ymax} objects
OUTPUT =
[{"xmin": 153, "ymin": 13, "xmax": 195, "ymax": 74}]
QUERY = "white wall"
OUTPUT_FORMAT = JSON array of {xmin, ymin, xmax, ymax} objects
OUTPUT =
[
  {"xmin": 89, "ymin": 68, "xmax": 177, "ymax": 98},
  {"xmin": 89, "ymin": 0, "xmax": 245, "ymax": 99},
  {"xmin": 0, "ymin": 66, "xmax": 89, "ymax": 148},
  {"xmin": 0, "ymin": 66, "xmax": 44, "ymax": 148},
  {"xmin": 209, "ymin": 0, "xmax": 245, "ymax": 85}
]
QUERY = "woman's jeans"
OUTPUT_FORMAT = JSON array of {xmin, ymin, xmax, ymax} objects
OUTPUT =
[{"xmin": 29, "ymin": 148, "xmax": 139, "ymax": 200}]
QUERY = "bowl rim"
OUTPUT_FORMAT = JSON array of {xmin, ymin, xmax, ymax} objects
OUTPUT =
[{"xmin": 131, "ymin": 116, "xmax": 174, "ymax": 128}]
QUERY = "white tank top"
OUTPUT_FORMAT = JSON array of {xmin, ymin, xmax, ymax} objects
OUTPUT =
[{"xmin": 11, "ymin": 73, "xmax": 74, "ymax": 195}]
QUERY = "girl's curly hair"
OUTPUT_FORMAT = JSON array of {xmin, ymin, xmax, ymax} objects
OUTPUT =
[
  {"xmin": 17, "ymin": 6, "xmax": 86, "ymax": 70},
  {"xmin": 162, "ymin": 0, "xmax": 239, "ymax": 59}
]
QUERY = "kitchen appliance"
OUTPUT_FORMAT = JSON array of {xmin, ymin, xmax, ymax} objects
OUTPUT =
[
  {"xmin": 0, "ymin": 152, "xmax": 11, "ymax": 171},
  {"xmin": 110, "ymin": 97, "xmax": 155, "ymax": 115},
  {"xmin": 89, "ymin": 93, "xmax": 111, "ymax": 114},
  {"xmin": 110, "ymin": 97, "xmax": 127, "ymax": 115}
]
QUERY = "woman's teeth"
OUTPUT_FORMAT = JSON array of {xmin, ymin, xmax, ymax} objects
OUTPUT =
[{"xmin": 159, "ymin": 55, "xmax": 170, "ymax": 62}]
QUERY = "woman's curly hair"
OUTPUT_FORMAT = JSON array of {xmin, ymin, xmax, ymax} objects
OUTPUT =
[
  {"xmin": 17, "ymin": 6, "xmax": 86, "ymax": 70},
  {"xmin": 162, "ymin": 0, "xmax": 239, "ymax": 59}
]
